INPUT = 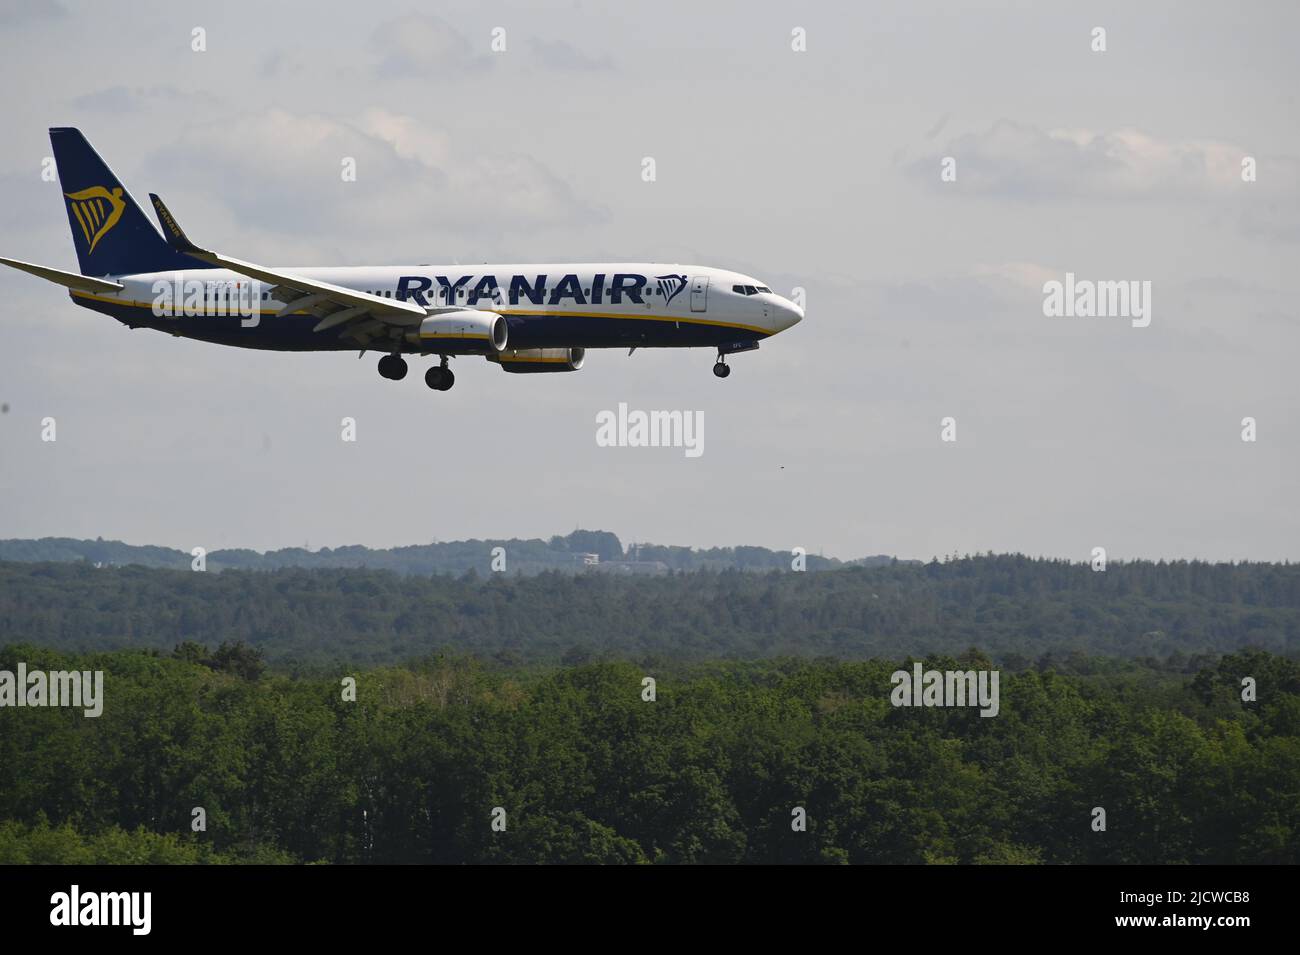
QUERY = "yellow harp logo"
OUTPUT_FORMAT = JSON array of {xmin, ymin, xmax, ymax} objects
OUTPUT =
[{"xmin": 65, "ymin": 185, "xmax": 126, "ymax": 253}]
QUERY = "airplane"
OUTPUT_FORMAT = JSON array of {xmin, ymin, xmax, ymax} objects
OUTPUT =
[{"xmin": 1, "ymin": 128, "xmax": 803, "ymax": 392}]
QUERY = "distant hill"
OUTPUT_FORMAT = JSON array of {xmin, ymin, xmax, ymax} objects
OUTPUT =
[
  {"xmin": 1, "ymin": 553, "xmax": 1295, "ymax": 667},
  {"xmin": 0, "ymin": 531, "xmax": 906, "ymax": 577}
]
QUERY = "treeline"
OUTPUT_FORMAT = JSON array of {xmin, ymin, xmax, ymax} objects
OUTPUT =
[
  {"xmin": 0, "ymin": 820, "xmax": 294, "ymax": 864},
  {"xmin": 0, "ymin": 529, "xmax": 863, "ymax": 576},
  {"xmin": 1, "ymin": 555, "xmax": 1297, "ymax": 667},
  {"xmin": 1, "ymin": 646, "xmax": 1296, "ymax": 864}
]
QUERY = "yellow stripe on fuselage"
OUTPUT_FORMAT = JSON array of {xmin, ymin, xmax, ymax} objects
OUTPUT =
[
  {"xmin": 497, "ymin": 308, "xmax": 768, "ymax": 336},
  {"xmin": 70, "ymin": 290, "xmax": 284, "ymax": 315}
]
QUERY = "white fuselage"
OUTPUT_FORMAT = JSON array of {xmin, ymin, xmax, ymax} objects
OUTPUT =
[{"xmin": 72, "ymin": 262, "xmax": 803, "ymax": 352}]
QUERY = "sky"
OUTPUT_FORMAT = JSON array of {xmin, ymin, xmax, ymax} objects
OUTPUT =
[{"xmin": 0, "ymin": 0, "xmax": 1296, "ymax": 562}]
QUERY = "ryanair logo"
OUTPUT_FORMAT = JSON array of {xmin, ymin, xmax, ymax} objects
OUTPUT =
[
  {"xmin": 655, "ymin": 273, "xmax": 688, "ymax": 306},
  {"xmin": 154, "ymin": 200, "xmax": 183, "ymax": 241},
  {"xmin": 65, "ymin": 186, "xmax": 126, "ymax": 253}
]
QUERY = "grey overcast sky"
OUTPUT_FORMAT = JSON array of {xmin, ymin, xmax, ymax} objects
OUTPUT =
[{"xmin": 0, "ymin": 0, "xmax": 1296, "ymax": 561}]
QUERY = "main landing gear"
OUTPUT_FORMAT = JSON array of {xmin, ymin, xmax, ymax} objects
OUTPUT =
[
  {"xmin": 425, "ymin": 357, "xmax": 455, "ymax": 392},
  {"xmin": 378, "ymin": 353, "xmax": 455, "ymax": 391},
  {"xmin": 377, "ymin": 354, "xmax": 408, "ymax": 380}
]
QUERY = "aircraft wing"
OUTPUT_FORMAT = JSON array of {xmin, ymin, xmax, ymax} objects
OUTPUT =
[{"xmin": 147, "ymin": 193, "xmax": 426, "ymax": 343}]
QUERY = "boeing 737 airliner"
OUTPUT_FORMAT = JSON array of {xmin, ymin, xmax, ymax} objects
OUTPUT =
[{"xmin": 1, "ymin": 128, "xmax": 802, "ymax": 391}]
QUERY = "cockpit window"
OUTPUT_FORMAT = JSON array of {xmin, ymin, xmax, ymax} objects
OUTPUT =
[{"xmin": 757, "ymin": 286, "xmax": 772, "ymax": 293}]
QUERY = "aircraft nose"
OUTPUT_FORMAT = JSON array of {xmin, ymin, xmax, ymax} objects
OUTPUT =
[{"xmin": 775, "ymin": 297, "xmax": 803, "ymax": 332}]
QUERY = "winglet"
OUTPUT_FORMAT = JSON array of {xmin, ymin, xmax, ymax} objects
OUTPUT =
[{"xmin": 148, "ymin": 193, "xmax": 202, "ymax": 254}]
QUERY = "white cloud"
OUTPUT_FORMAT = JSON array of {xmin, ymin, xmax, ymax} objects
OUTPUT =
[
  {"xmin": 370, "ymin": 13, "xmax": 491, "ymax": 78},
  {"xmin": 969, "ymin": 261, "xmax": 1059, "ymax": 294},
  {"xmin": 69, "ymin": 86, "xmax": 219, "ymax": 113},
  {"xmin": 142, "ymin": 108, "xmax": 605, "ymax": 248},
  {"xmin": 531, "ymin": 37, "xmax": 614, "ymax": 72},
  {"xmin": 917, "ymin": 120, "xmax": 1270, "ymax": 200}
]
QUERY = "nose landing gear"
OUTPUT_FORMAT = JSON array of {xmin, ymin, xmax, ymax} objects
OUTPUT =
[{"xmin": 713, "ymin": 340, "xmax": 759, "ymax": 378}]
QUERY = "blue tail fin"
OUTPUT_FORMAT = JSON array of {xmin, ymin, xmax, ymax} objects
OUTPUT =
[{"xmin": 49, "ymin": 127, "xmax": 208, "ymax": 277}]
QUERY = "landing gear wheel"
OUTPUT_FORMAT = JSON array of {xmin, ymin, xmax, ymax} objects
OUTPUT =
[
  {"xmin": 425, "ymin": 366, "xmax": 455, "ymax": 391},
  {"xmin": 713, "ymin": 361, "xmax": 731, "ymax": 378},
  {"xmin": 378, "ymin": 355, "xmax": 408, "ymax": 380}
]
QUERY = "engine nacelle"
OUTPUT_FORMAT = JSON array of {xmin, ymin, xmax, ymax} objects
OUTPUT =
[
  {"xmin": 406, "ymin": 309, "xmax": 508, "ymax": 354},
  {"xmin": 487, "ymin": 347, "xmax": 586, "ymax": 373}
]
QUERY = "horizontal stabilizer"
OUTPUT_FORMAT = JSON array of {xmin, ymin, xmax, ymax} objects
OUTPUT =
[{"xmin": 0, "ymin": 255, "xmax": 124, "ymax": 293}]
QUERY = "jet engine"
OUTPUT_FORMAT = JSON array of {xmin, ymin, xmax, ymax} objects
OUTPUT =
[
  {"xmin": 406, "ymin": 309, "xmax": 508, "ymax": 353},
  {"xmin": 487, "ymin": 347, "xmax": 585, "ymax": 373}
]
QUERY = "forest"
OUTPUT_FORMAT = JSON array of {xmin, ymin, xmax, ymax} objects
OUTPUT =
[
  {"xmin": 2, "ymin": 553, "xmax": 1296, "ymax": 863},
  {"xmin": 0, "ymin": 554, "xmax": 1296, "ymax": 667},
  {"xmin": 1, "ymin": 645, "xmax": 1296, "ymax": 864}
]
